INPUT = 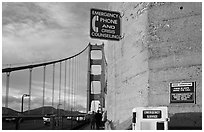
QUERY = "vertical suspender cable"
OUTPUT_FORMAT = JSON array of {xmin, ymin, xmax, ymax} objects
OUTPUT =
[
  {"xmin": 73, "ymin": 58, "xmax": 75, "ymax": 110},
  {"xmin": 64, "ymin": 60, "xmax": 67, "ymax": 111},
  {"xmin": 74, "ymin": 57, "xmax": 76, "ymax": 110},
  {"xmin": 77, "ymin": 56, "xmax": 79, "ymax": 109},
  {"xmin": 5, "ymin": 72, "xmax": 10, "ymax": 109},
  {"xmin": 70, "ymin": 57, "xmax": 74, "ymax": 131},
  {"xmin": 42, "ymin": 66, "xmax": 46, "ymax": 115},
  {"xmin": 77, "ymin": 56, "xmax": 79, "ymax": 111},
  {"xmin": 52, "ymin": 64, "xmax": 55, "ymax": 110},
  {"xmin": 74, "ymin": 57, "xmax": 77, "ymax": 110},
  {"xmin": 72, "ymin": 58, "xmax": 74, "ymax": 109},
  {"xmin": 28, "ymin": 68, "xmax": 32, "ymax": 114},
  {"xmin": 70, "ymin": 58, "xmax": 73, "ymax": 111},
  {"xmin": 76, "ymin": 57, "xmax": 78, "ymax": 110},
  {"xmin": 59, "ymin": 62, "xmax": 62, "ymax": 106},
  {"xmin": 75, "ymin": 57, "xmax": 78, "ymax": 110},
  {"xmin": 76, "ymin": 57, "xmax": 78, "ymax": 111},
  {"xmin": 77, "ymin": 55, "xmax": 80, "ymax": 110},
  {"xmin": 77, "ymin": 56, "xmax": 79, "ymax": 110},
  {"xmin": 68, "ymin": 59, "xmax": 71, "ymax": 111},
  {"xmin": 71, "ymin": 59, "xmax": 72, "ymax": 111}
]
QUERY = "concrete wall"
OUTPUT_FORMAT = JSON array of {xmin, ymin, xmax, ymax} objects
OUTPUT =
[{"xmin": 105, "ymin": 2, "xmax": 202, "ymax": 129}]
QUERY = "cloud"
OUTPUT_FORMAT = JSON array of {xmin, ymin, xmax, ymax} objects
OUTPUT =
[
  {"xmin": 2, "ymin": 2, "xmax": 108, "ymax": 65},
  {"xmin": 2, "ymin": 95, "xmax": 23, "ymax": 111},
  {"xmin": 35, "ymin": 3, "xmax": 77, "ymax": 28},
  {"xmin": 2, "ymin": 2, "xmax": 108, "ymax": 112}
]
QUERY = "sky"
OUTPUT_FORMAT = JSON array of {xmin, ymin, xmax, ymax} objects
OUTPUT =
[{"xmin": 2, "ymin": 2, "xmax": 109, "ymax": 112}]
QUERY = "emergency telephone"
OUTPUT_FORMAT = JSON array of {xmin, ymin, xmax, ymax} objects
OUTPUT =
[{"xmin": 132, "ymin": 107, "xmax": 169, "ymax": 130}]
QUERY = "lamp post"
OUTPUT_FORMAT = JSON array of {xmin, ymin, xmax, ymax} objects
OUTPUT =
[
  {"xmin": 57, "ymin": 104, "xmax": 62, "ymax": 128},
  {"xmin": 57, "ymin": 103, "xmax": 62, "ymax": 115},
  {"xmin": 21, "ymin": 94, "xmax": 30, "ymax": 113}
]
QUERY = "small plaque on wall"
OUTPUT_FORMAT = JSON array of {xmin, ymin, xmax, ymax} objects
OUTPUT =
[{"xmin": 170, "ymin": 82, "xmax": 196, "ymax": 103}]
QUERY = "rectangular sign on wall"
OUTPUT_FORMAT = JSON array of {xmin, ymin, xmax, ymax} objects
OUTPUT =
[
  {"xmin": 90, "ymin": 8, "xmax": 121, "ymax": 41},
  {"xmin": 143, "ymin": 110, "xmax": 162, "ymax": 119},
  {"xmin": 170, "ymin": 82, "xmax": 196, "ymax": 103}
]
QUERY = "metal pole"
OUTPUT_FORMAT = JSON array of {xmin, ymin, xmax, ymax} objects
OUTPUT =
[
  {"xmin": 57, "ymin": 104, "xmax": 61, "ymax": 129},
  {"xmin": 21, "ymin": 94, "xmax": 29, "ymax": 113},
  {"xmin": 5, "ymin": 72, "xmax": 10, "ymax": 109},
  {"xmin": 21, "ymin": 95, "xmax": 24, "ymax": 113}
]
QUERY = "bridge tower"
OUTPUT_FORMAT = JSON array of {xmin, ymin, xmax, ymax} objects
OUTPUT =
[{"xmin": 87, "ymin": 43, "xmax": 107, "ymax": 113}]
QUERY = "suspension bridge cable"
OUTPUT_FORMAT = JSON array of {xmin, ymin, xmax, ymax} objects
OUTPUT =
[
  {"xmin": 78, "ymin": 55, "xmax": 81, "ymax": 111},
  {"xmin": 77, "ymin": 56, "xmax": 79, "ymax": 111},
  {"xmin": 76, "ymin": 56, "xmax": 79, "ymax": 111},
  {"xmin": 52, "ymin": 64, "xmax": 55, "ymax": 113},
  {"xmin": 71, "ymin": 58, "xmax": 74, "ymax": 110},
  {"xmin": 59, "ymin": 62, "xmax": 62, "ymax": 106},
  {"xmin": 75, "ymin": 56, "xmax": 78, "ymax": 110},
  {"xmin": 52, "ymin": 63, "xmax": 55, "ymax": 107},
  {"xmin": 74, "ymin": 57, "xmax": 76, "ymax": 110},
  {"xmin": 73, "ymin": 57, "xmax": 76, "ymax": 110},
  {"xmin": 2, "ymin": 44, "xmax": 90, "ymax": 73},
  {"xmin": 74, "ymin": 57, "xmax": 77, "ymax": 108},
  {"xmin": 28, "ymin": 68, "xmax": 32, "ymax": 114},
  {"xmin": 42, "ymin": 66, "xmax": 46, "ymax": 115},
  {"xmin": 68, "ymin": 59, "xmax": 71, "ymax": 111},
  {"xmin": 70, "ymin": 59, "xmax": 72, "ymax": 110},
  {"xmin": 64, "ymin": 60, "xmax": 67, "ymax": 111}
]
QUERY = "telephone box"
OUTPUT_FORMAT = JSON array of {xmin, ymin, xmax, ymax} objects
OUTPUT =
[{"xmin": 132, "ymin": 107, "xmax": 169, "ymax": 130}]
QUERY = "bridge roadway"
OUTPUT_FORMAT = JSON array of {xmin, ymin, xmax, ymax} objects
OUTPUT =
[
  {"xmin": 2, "ymin": 116, "xmax": 104, "ymax": 130},
  {"xmin": 2, "ymin": 117, "xmax": 91, "ymax": 130},
  {"xmin": 76, "ymin": 123, "xmax": 105, "ymax": 130}
]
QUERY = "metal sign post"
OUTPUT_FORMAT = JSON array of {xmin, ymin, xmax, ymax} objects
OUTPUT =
[{"xmin": 90, "ymin": 8, "xmax": 121, "ymax": 41}]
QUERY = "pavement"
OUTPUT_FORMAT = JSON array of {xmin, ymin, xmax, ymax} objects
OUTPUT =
[{"xmin": 79, "ymin": 123, "xmax": 104, "ymax": 130}]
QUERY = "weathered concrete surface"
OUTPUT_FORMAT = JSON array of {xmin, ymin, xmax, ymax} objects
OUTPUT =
[{"xmin": 105, "ymin": 2, "xmax": 202, "ymax": 129}]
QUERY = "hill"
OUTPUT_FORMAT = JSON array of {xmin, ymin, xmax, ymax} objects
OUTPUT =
[
  {"xmin": 2, "ymin": 107, "xmax": 19, "ymax": 116},
  {"xmin": 2, "ymin": 106, "xmax": 82, "ymax": 116}
]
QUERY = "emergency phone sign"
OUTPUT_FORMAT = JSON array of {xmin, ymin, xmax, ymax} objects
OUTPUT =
[
  {"xmin": 170, "ymin": 82, "xmax": 196, "ymax": 103},
  {"xmin": 143, "ymin": 110, "xmax": 162, "ymax": 119},
  {"xmin": 90, "ymin": 8, "xmax": 121, "ymax": 41}
]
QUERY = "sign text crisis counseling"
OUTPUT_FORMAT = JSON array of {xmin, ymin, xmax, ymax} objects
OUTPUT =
[
  {"xmin": 90, "ymin": 8, "xmax": 121, "ymax": 41},
  {"xmin": 170, "ymin": 82, "xmax": 196, "ymax": 103}
]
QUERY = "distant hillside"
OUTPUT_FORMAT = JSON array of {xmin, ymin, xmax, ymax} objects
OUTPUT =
[
  {"xmin": 23, "ymin": 106, "xmax": 56, "ymax": 115},
  {"xmin": 2, "ymin": 107, "xmax": 19, "ymax": 116},
  {"xmin": 2, "ymin": 106, "xmax": 82, "ymax": 116},
  {"xmin": 23, "ymin": 106, "xmax": 82, "ymax": 116}
]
